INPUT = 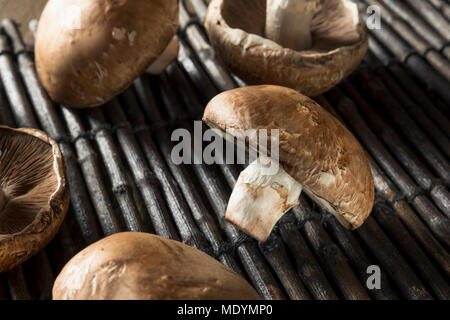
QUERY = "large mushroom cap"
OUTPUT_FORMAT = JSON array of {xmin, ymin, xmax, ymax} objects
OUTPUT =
[
  {"xmin": 0, "ymin": 126, "xmax": 69, "ymax": 273},
  {"xmin": 203, "ymin": 85, "xmax": 374, "ymax": 232},
  {"xmin": 53, "ymin": 232, "xmax": 261, "ymax": 300},
  {"xmin": 35, "ymin": 0, "xmax": 178, "ymax": 108},
  {"xmin": 205, "ymin": 0, "xmax": 368, "ymax": 96}
]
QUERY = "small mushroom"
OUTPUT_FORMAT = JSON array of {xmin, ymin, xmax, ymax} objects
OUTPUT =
[
  {"xmin": 53, "ymin": 232, "xmax": 261, "ymax": 300},
  {"xmin": 203, "ymin": 85, "xmax": 374, "ymax": 242},
  {"xmin": 35, "ymin": 0, "xmax": 179, "ymax": 108},
  {"xmin": 205, "ymin": 0, "xmax": 368, "ymax": 96},
  {"xmin": 0, "ymin": 126, "xmax": 69, "ymax": 273}
]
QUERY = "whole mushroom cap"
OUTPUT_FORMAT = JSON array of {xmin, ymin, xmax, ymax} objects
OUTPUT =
[
  {"xmin": 35, "ymin": 0, "xmax": 178, "ymax": 108},
  {"xmin": 203, "ymin": 85, "xmax": 374, "ymax": 231},
  {"xmin": 205, "ymin": 0, "xmax": 369, "ymax": 96},
  {"xmin": 53, "ymin": 232, "xmax": 261, "ymax": 300},
  {"xmin": 0, "ymin": 126, "xmax": 69, "ymax": 273}
]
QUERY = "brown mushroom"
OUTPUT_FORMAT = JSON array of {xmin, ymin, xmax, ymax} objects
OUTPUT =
[
  {"xmin": 53, "ymin": 232, "xmax": 261, "ymax": 300},
  {"xmin": 146, "ymin": 36, "xmax": 180, "ymax": 75},
  {"xmin": 0, "ymin": 126, "xmax": 69, "ymax": 273},
  {"xmin": 203, "ymin": 85, "xmax": 374, "ymax": 242},
  {"xmin": 205, "ymin": 0, "xmax": 368, "ymax": 96},
  {"xmin": 35, "ymin": 0, "xmax": 179, "ymax": 108}
]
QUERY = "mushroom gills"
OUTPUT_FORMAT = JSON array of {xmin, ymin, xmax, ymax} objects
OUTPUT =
[
  {"xmin": 226, "ymin": 157, "xmax": 302, "ymax": 242},
  {"xmin": 0, "ymin": 131, "xmax": 56, "ymax": 234}
]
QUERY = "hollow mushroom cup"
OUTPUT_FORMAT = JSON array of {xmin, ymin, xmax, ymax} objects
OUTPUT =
[
  {"xmin": 205, "ymin": 0, "xmax": 369, "ymax": 97},
  {"xmin": 35, "ymin": 0, "xmax": 179, "ymax": 108},
  {"xmin": 203, "ymin": 85, "xmax": 375, "ymax": 242},
  {"xmin": 52, "ymin": 232, "xmax": 261, "ymax": 300},
  {"xmin": 0, "ymin": 126, "xmax": 70, "ymax": 273}
]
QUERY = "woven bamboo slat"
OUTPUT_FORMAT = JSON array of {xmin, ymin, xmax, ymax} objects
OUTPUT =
[{"xmin": 363, "ymin": 0, "xmax": 450, "ymax": 81}]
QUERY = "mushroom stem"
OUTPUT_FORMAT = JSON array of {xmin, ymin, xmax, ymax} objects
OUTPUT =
[
  {"xmin": 146, "ymin": 36, "xmax": 180, "ymax": 75},
  {"xmin": 265, "ymin": 0, "xmax": 322, "ymax": 51},
  {"xmin": 226, "ymin": 157, "xmax": 303, "ymax": 242}
]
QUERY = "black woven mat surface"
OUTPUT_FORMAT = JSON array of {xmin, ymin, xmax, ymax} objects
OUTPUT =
[{"xmin": 0, "ymin": 0, "xmax": 449, "ymax": 300}]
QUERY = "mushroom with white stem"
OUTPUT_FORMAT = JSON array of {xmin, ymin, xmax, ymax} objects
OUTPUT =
[
  {"xmin": 0, "ymin": 126, "xmax": 70, "ymax": 272},
  {"xmin": 205, "ymin": 0, "xmax": 369, "ymax": 97},
  {"xmin": 35, "ymin": 0, "xmax": 179, "ymax": 108},
  {"xmin": 203, "ymin": 85, "xmax": 375, "ymax": 242}
]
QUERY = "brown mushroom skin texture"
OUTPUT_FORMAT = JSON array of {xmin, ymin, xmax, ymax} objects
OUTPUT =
[
  {"xmin": 53, "ymin": 232, "xmax": 261, "ymax": 300},
  {"xmin": 35, "ymin": 0, "xmax": 178, "ymax": 108},
  {"xmin": 203, "ymin": 85, "xmax": 374, "ymax": 229},
  {"xmin": 0, "ymin": 126, "xmax": 70, "ymax": 273},
  {"xmin": 205, "ymin": 0, "xmax": 369, "ymax": 97}
]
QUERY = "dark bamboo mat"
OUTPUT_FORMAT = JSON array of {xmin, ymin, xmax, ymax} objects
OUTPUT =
[{"xmin": 0, "ymin": 0, "xmax": 449, "ymax": 300}]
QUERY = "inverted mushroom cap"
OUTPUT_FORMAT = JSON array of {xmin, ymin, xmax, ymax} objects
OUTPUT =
[
  {"xmin": 53, "ymin": 232, "xmax": 261, "ymax": 300},
  {"xmin": 0, "ymin": 126, "xmax": 69, "ymax": 273},
  {"xmin": 35, "ymin": 0, "xmax": 178, "ymax": 108},
  {"xmin": 203, "ymin": 85, "xmax": 374, "ymax": 230},
  {"xmin": 205, "ymin": 0, "xmax": 368, "ymax": 96}
]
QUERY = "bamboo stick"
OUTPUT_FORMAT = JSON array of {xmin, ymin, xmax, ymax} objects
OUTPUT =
[
  {"xmin": 404, "ymin": 0, "xmax": 450, "ymax": 40},
  {"xmin": 327, "ymin": 87, "xmax": 450, "ymax": 275},
  {"xmin": 392, "ymin": 200, "xmax": 450, "ymax": 279},
  {"xmin": 5, "ymin": 266, "xmax": 31, "ymax": 300},
  {"xmin": 367, "ymin": 37, "xmax": 450, "ymax": 137},
  {"xmin": 373, "ymin": 202, "xmax": 450, "ymax": 299},
  {"xmin": 278, "ymin": 213, "xmax": 339, "ymax": 300},
  {"xmin": 105, "ymin": 100, "xmax": 207, "ymax": 245},
  {"xmin": 358, "ymin": 5, "xmax": 450, "ymax": 103},
  {"xmin": 323, "ymin": 216, "xmax": 400, "ymax": 299},
  {"xmin": 61, "ymin": 107, "xmax": 122, "ymax": 236},
  {"xmin": 356, "ymin": 217, "xmax": 433, "ymax": 299},
  {"xmin": 166, "ymin": 63, "xmax": 242, "ymax": 188},
  {"xmin": 120, "ymin": 86, "xmax": 243, "ymax": 274},
  {"xmin": 258, "ymin": 233, "xmax": 311, "ymax": 300},
  {"xmin": 46, "ymin": 222, "xmax": 79, "ymax": 274},
  {"xmin": 177, "ymin": 39, "xmax": 222, "ymax": 104},
  {"xmin": 334, "ymin": 83, "xmax": 427, "ymax": 194},
  {"xmin": 362, "ymin": 0, "xmax": 450, "ymax": 81},
  {"xmin": 427, "ymin": 0, "xmax": 450, "ymax": 20},
  {"xmin": 370, "ymin": 60, "xmax": 450, "ymax": 160},
  {"xmin": 336, "ymin": 82, "xmax": 450, "ymax": 247},
  {"xmin": 318, "ymin": 94, "xmax": 450, "ymax": 280},
  {"xmin": 184, "ymin": 0, "xmax": 209, "ymax": 23},
  {"xmin": 430, "ymin": 186, "xmax": 450, "ymax": 218},
  {"xmin": 179, "ymin": 1, "xmax": 236, "ymax": 91},
  {"xmin": 378, "ymin": 0, "xmax": 449, "ymax": 53},
  {"xmin": 354, "ymin": 67, "xmax": 450, "ymax": 184},
  {"xmin": 23, "ymin": 251, "xmax": 54, "ymax": 300},
  {"xmin": 83, "ymin": 108, "xmax": 150, "ymax": 234},
  {"xmin": 0, "ymin": 34, "xmax": 37, "ymax": 128},
  {"xmin": 292, "ymin": 201, "xmax": 371, "ymax": 300}
]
